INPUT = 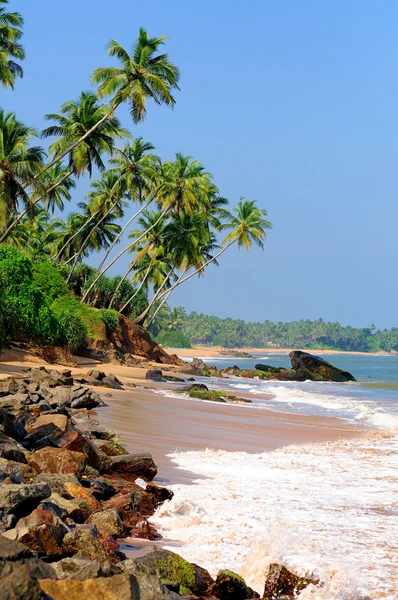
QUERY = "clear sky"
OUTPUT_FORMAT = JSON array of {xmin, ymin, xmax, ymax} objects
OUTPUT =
[{"xmin": 4, "ymin": 1, "xmax": 398, "ymax": 328}]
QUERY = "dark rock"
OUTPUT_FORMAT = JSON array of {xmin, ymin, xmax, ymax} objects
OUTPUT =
[
  {"xmin": 0, "ymin": 483, "xmax": 51, "ymax": 517},
  {"xmin": 0, "ymin": 564, "xmax": 46, "ymax": 599},
  {"xmin": 0, "ymin": 457, "xmax": 37, "ymax": 483},
  {"xmin": 28, "ymin": 447, "xmax": 86, "ymax": 477},
  {"xmin": 146, "ymin": 369, "xmax": 164, "ymax": 382},
  {"xmin": 289, "ymin": 351, "xmax": 356, "ymax": 382},
  {"xmin": 263, "ymin": 563, "xmax": 319, "ymax": 598},
  {"xmin": 163, "ymin": 376, "xmax": 185, "ymax": 383},
  {"xmin": 0, "ymin": 532, "xmax": 32, "ymax": 561},
  {"xmin": 32, "ymin": 473, "xmax": 80, "ymax": 495},
  {"xmin": 255, "ymin": 364, "xmax": 285, "ymax": 373},
  {"xmin": 39, "ymin": 573, "xmax": 140, "ymax": 599},
  {"xmin": 186, "ymin": 383, "xmax": 209, "ymax": 392},
  {"xmin": 87, "ymin": 369, "xmax": 106, "ymax": 381},
  {"xmin": 0, "ymin": 512, "xmax": 17, "ymax": 533},
  {"xmin": 81, "ymin": 477, "xmax": 116, "ymax": 501},
  {"xmin": 71, "ymin": 413, "xmax": 118, "ymax": 441},
  {"xmin": 0, "ymin": 432, "xmax": 28, "ymax": 463},
  {"xmin": 106, "ymin": 452, "xmax": 157, "ymax": 481},
  {"xmin": 61, "ymin": 527, "xmax": 120, "ymax": 561},
  {"xmin": 0, "ymin": 556, "xmax": 57, "ymax": 580},
  {"xmin": 291, "ymin": 367, "xmax": 316, "ymax": 382},
  {"xmin": 23, "ymin": 423, "xmax": 62, "ymax": 450},
  {"xmin": 210, "ymin": 569, "xmax": 259, "ymax": 599},
  {"xmin": 45, "ymin": 493, "xmax": 89, "ymax": 523},
  {"xmin": 128, "ymin": 517, "xmax": 160, "ymax": 540},
  {"xmin": 73, "ymin": 559, "xmax": 122, "ymax": 580},
  {"xmin": 95, "ymin": 438, "xmax": 128, "ymax": 457},
  {"xmin": 86, "ymin": 508, "xmax": 123, "ymax": 539}
]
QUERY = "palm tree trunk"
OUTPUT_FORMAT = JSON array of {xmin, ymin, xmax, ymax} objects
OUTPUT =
[
  {"xmin": 66, "ymin": 200, "xmax": 120, "ymax": 282},
  {"xmin": 81, "ymin": 207, "xmax": 169, "ymax": 304},
  {"xmin": 116, "ymin": 259, "xmax": 154, "ymax": 312},
  {"xmin": 145, "ymin": 284, "xmax": 176, "ymax": 329},
  {"xmin": 137, "ymin": 242, "xmax": 236, "ymax": 323},
  {"xmin": 53, "ymin": 210, "xmax": 100, "ymax": 261},
  {"xmin": 134, "ymin": 266, "xmax": 180, "ymax": 325},
  {"xmin": 0, "ymin": 170, "xmax": 74, "ymax": 243},
  {"xmin": 96, "ymin": 197, "xmax": 153, "ymax": 273}
]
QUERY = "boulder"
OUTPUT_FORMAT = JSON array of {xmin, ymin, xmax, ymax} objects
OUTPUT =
[
  {"xmin": 106, "ymin": 452, "xmax": 157, "ymax": 481},
  {"xmin": 291, "ymin": 367, "xmax": 316, "ymax": 382},
  {"xmin": 29, "ymin": 414, "xmax": 68, "ymax": 433},
  {"xmin": 51, "ymin": 427, "xmax": 109, "ymax": 470},
  {"xmin": 45, "ymin": 493, "xmax": 91, "ymax": 523},
  {"xmin": 0, "ymin": 564, "xmax": 47, "ymax": 599},
  {"xmin": 0, "ymin": 533, "xmax": 32, "ymax": 561},
  {"xmin": 95, "ymin": 438, "xmax": 128, "ymax": 457},
  {"xmin": 71, "ymin": 413, "xmax": 118, "ymax": 441},
  {"xmin": 0, "ymin": 432, "xmax": 28, "ymax": 463},
  {"xmin": 145, "ymin": 369, "xmax": 164, "ymax": 382},
  {"xmin": 0, "ymin": 457, "xmax": 37, "ymax": 483},
  {"xmin": 262, "ymin": 563, "xmax": 319, "ymax": 598},
  {"xmin": 40, "ymin": 574, "xmax": 140, "ymax": 600},
  {"xmin": 0, "ymin": 556, "xmax": 57, "ymax": 580},
  {"xmin": 289, "ymin": 351, "xmax": 356, "ymax": 382},
  {"xmin": 0, "ymin": 512, "xmax": 17, "ymax": 533},
  {"xmin": 87, "ymin": 508, "xmax": 123, "ymax": 538},
  {"xmin": 81, "ymin": 477, "xmax": 116, "ymax": 501},
  {"xmin": 3, "ymin": 523, "xmax": 65, "ymax": 556},
  {"xmin": 0, "ymin": 483, "xmax": 51, "ymax": 517},
  {"xmin": 61, "ymin": 527, "xmax": 120, "ymax": 561},
  {"xmin": 51, "ymin": 556, "xmax": 93, "ymax": 579},
  {"xmin": 28, "ymin": 447, "xmax": 86, "ymax": 477},
  {"xmin": 129, "ymin": 518, "xmax": 160, "ymax": 540},
  {"xmin": 120, "ymin": 548, "xmax": 212, "ymax": 596},
  {"xmin": 32, "ymin": 473, "xmax": 80, "ymax": 495},
  {"xmin": 63, "ymin": 482, "xmax": 100, "ymax": 511},
  {"xmin": 210, "ymin": 569, "xmax": 259, "ymax": 599},
  {"xmin": 86, "ymin": 369, "xmax": 106, "ymax": 381},
  {"xmin": 72, "ymin": 559, "xmax": 121, "ymax": 580},
  {"xmin": 23, "ymin": 423, "xmax": 62, "ymax": 450}
]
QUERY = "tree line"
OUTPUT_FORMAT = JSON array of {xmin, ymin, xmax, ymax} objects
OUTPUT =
[
  {"xmin": 0, "ymin": 0, "xmax": 271, "ymax": 346},
  {"xmin": 152, "ymin": 307, "xmax": 398, "ymax": 353}
]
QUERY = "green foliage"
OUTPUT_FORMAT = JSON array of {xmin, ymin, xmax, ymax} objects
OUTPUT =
[
  {"xmin": 51, "ymin": 294, "xmax": 104, "ymax": 340},
  {"xmin": 99, "ymin": 308, "xmax": 119, "ymax": 334},
  {"xmin": 0, "ymin": 246, "xmax": 60, "ymax": 345},
  {"xmin": 57, "ymin": 311, "xmax": 87, "ymax": 354},
  {"xmin": 32, "ymin": 260, "xmax": 68, "ymax": 302},
  {"xmin": 81, "ymin": 271, "xmax": 148, "ymax": 317},
  {"xmin": 156, "ymin": 329, "xmax": 191, "ymax": 349}
]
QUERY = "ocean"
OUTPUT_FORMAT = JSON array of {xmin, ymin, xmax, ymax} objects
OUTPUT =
[{"xmin": 153, "ymin": 352, "xmax": 398, "ymax": 599}]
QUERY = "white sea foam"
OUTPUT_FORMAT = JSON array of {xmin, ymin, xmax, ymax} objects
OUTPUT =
[{"xmin": 153, "ymin": 433, "xmax": 398, "ymax": 599}]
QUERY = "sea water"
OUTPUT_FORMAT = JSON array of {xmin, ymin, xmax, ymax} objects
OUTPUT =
[{"xmin": 153, "ymin": 353, "xmax": 398, "ymax": 599}]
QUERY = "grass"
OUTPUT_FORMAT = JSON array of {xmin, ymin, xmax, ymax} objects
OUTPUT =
[{"xmin": 52, "ymin": 295, "xmax": 106, "ymax": 340}]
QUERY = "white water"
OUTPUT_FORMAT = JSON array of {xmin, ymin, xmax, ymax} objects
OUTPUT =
[{"xmin": 154, "ymin": 433, "xmax": 398, "ymax": 599}]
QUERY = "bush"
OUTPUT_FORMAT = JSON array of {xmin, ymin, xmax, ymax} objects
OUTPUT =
[
  {"xmin": 57, "ymin": 312, "xmax": 88, "ymax": 354},
  {"xmin": 32, "ymin": 260, "xmax": 68, "ymax": 302},
  {"xmin": 82, "ymin": 272, "xmax": 148, "ymax": 316},
  {"xmin": 156, "ymin": 329, "xmax": 192, "ymax": 349},
  {"xmin": 51, "ymin": 295, "xmax": 105, "ymax": 340},
  {"xmin": 99, "ymin": 309, "xmax": 119, "ymax": 334}
]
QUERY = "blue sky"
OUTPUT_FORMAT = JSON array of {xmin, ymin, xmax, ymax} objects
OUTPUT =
[{"xmin": 4, "ymin": 1, "xmax": 398, "ymax": 328}]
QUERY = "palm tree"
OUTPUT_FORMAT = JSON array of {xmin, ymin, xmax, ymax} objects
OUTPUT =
[
  {"xmin": 81, "ymin": 153, "xmax": 212, "ymax": 303},
  {"xmin": 50, "ymin": 212, "xmax": 88, "ymax": 263},
  {"xmin": 43, "ymin": 28, "xmax": 179, "ymax": 176},
  {"xmin": 65, "ymin": 172, "xmax": 127, "ymax": 280},
  {"xmin": 33, "ymin": 163, "xmax": 76, "ymax": 214},
  {"xmin": 96, "ymin": 138, "xmax": 160, "ymax": 273},
  {"xmin": 0, "ymin": 111, "xmax": 44, "ymax": 231},
  {"xmin": 0, "ymin": 0, "xmax": 24, "ymax": 89},
  {"xmin": 141, "ymin": 200, "xmax": 272, "ymax": 312}
]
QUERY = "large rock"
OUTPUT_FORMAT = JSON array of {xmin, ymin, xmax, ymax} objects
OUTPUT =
[
  {"xmin": 23, "ymin": 423, "xmax": 63, "ymax": 450},
  {"xmin": 0, "ymin": 564, "xmax": 47, "ymax": 599},
  {"xmin": 45, "ymin": 493, "xmax": 91, "ymax": 523},
  {"xmin": 145, "ymin": 369, "xmax": 164, "ymax": 382},
  {"xmin": 0, "ymin": 432, "xmax": 28, "ymax": 463},
  {"xmin": 0, "ymin": 556, "xmax": 57, "ymax": 580},
  {"xmin": 120, "ymin": 548, "xmax": 212, "ymax": 596},
  {"xmin": 29, "ymin": 414, "xmax": 68, "ymax": 433},
  {"xmin": 40, "ymin": 574, "xmax": 140, "ymax": 600},
  {"xmin": 61, "ymin": 527, "xmax": 120, "ymax": 561},
  {"xmin": 289, "ymin": 351, "xmax": 356, "ymax": 382},
  {"xmin": 28, "ymin": 447, "xmax": 86, "ymax": 477},
  {"xmin": 106, "ymin": 452, "xmax": 157, "ymax": 481},
  {"xmin": 0, "ymin": 533, "xmax": 32, "ymax": 561},
  {"xmin": 32, "ymin": 473, "xmax": 80, "ymax": 495},
  {"xmin": 210, "ymin": 569, "xmax": 259, "ymax": 599},
  {"xmin": 0, "ymin": 483, "xmax": 51, "ymax": 517},
  {"xmin": 87, "ymin": 508, "xmax": 123, "ymax": 538},
  {"xmin": 262, "ymin": 563, "xmax": 319, "ymax": 598},
  {"xmin": 5, "ymin": 508, "xmax": 69, "ymax": 555}
]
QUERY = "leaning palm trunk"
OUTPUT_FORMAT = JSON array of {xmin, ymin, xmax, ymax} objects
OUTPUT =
[
  {"xmin": 107, "ymin": 256, "xmax": 142, "ymax": 309},
  {"xmin": 66, "ymin": 201, "xmax": 120, "ymax": 282},
  {"xmin": 121, "ymin": 265, "xmax": 174, "ymax": 316},
  {"xmin": 53, "ymin": 210, "xmax": 100, "ymax": 261},
  {"xmin": 144, "ymin": 272, "xmax": 185, "ymax": 328},
  {"xmin": 81, "ymin": 207, "xmax": 169, "ymax": 304},
  {"xmin": 115, "ymin": 259, "xmax": 154, "ymax": 312},
  {"xmin": 97, "ymin": 197, "xmax": 153, "ymax": 274},
  {"xmin": 133, "ymin": 266, "xmax": 180, "ymax": 325},
  {"xmin": 0, "ymin": 170, "xmax": 74, "ymax": 243},
  {"xmin": 136, "ymin": 242, "xmax": 235, "ymax": 324}
]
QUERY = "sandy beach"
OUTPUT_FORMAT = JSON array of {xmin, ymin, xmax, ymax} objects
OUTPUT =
[
  {"xmin": 0, "ymin": 347, "xmax": 365, "ymax": 485},
  {"xmin": 175, "ymin": 345, "xmax": 394, "ymax": 358}
]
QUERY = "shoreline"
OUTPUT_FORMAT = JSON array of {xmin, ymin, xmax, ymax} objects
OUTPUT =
[{"xmin": 173, "ymin": 345, "xmax": 396, "ymax": 358}]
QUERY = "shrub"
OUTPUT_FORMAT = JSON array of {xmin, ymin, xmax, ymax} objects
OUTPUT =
[
  {"xmin": 156, "ymin": 329, "xmax": 192, "ymax": 349},
  {"xmin": 57, "ymin": 311, "xmax": 88, "ymax": 354},
  {"xmin": 32, "ymin": 260, "xmax": 68, "ymax": 302},
  {"xmin": 99, "ymin": 309, "xmax": 119, "ymax": 334},
  {"xmin": 51, "ymin": 295, "xmax": 105, "ymax": 341}
]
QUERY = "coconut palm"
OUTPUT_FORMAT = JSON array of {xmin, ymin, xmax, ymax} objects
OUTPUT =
[
  {"xmin": 42, "ymin": 28, "xmax": 179, "ymax": 177},
  {"xmin": 0, "ymin": 110, "xmax": 44, "ymax": 231},
  {"xmin": 0, "ymin": 0, "xmax": 24, "ymax": 89},
  {"xmin": 50, "ymin": 212, "xmax": 88, "ymax": 263},
  {"xmin": 96, "ymin": 139, "xmax": 160, "ymax": 273},
  {"xmin": 142, "ymin": 199, "xmax": 272, "ymax": 310},
  {"xmin": 33, "ymin": 163, "xmax": 76, "ymax": 214}
]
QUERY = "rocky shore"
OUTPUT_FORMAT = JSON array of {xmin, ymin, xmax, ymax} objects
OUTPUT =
[{"xmin": 0, "ymin": 364, "xmax": 360, "ymax": 599}]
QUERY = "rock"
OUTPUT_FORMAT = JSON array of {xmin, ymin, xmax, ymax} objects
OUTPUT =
[
  {"xmin": 61, "ymin": 527, "xmax": 120, "ymax": 561},
  {"xmin": 23, "ymin": 423, "xmax": 62, "ymax": 450},
  {"xmin": 106, "ymin": 452, "xmax": 157, "ymax": 481},
  {"xmin": 0, "ymin": 556, "xmax": 57, "ymax": 580},
  {"xmin": 29, "ymin": 414, "xmax": 68, "ymax": 432},
  {"xmin": 95, "ymin": 438, "xmax": 128, "ymax": 457},
  {"xmin": 32, "ymin": 473, "xmax": 80, "ymax": 495},
  {"xmin": 0, "ymin": 432, "xmax": 28, "ymax": 463},
  {"xmin": 0, "ymin": 533, "xmax": 32, "ymax": 561},
  {"xmin": 86, "ymin": 369, "xmax": 106, "ymax": 381},
  {"xmin": 191, "ymin": 358, "xmax": 208, "ymax": 371},
  {"xmin": 69, "ymin": 385, "xmax": 103, "ymax": 409},
  {"xmin": 210, "ymin": 569, "xmax": 259, "ymax": 599},
  {"xmin": 0, "ymin": 457, "xmax": 37, "ymax": 483},
  {"xmin": 289, "ymin": 351, "xmax": 356, "ymax": 382},
  {"xmin": 1, "ymin": 564, "xmax": 47, "ymax": 599},
  {"xmin": 73, "ymin": 559, "xmax": 121, "ymax": 580},
  {"xmin": 28, "ymin": 447, "xmax": 86, "ymax": 477},
  {"xmin": 121, "ymin": 548, "xmax": 212, "ymax": 596},
  {"xmin": 40, "ymin": 573, "xmax": 140, "ymax": 600},
  {"xmin": 87, "ymin": 508, "xmax": 123, "ymax": 538},
  {"xmin": 0, "ymin": 512, "xmax": 17, "ymax": 533},
  {"xmin": 129, "ymin": 518, "xmax": 160, "ymax": 540},
  {"xmin": 71, "ymin": 413, "xmax": 119, "ymax": 441},
  {"xmin": 163, "ymin": 376, "xmax": 185, "ymax": 383},
  {"xmin": 51, "ymin": 556, "xmax": 92, "ymax": 579},
  {"xmin": 146, "ymin": 369, "xmax": 164, "ymax": 381},
  {"xmin": 45, "ymin": 493, "xmax": 91, "ymax": 523},
  {"xmin": 0, "ymin": 483, "xmax": 51, "ymax": 517},
  {"xmin": 51, "ymin": 427, "xmax": 109, "ymax": 470},
  {"xmin": 81, "ymin": 477, "xmax": 116, "ymax": 501},
  {"xmin": 291, "ymin": 367, "xmax": 316, "ymax": 382},
  {"xmin": 63, "ymin": 482, "xmax": 100, "ymax": 511},
  {"xmin": 47, "ymin": 386, "xmax": 71, "ymax": 408},
  {"xmin": 262, "ymin": 563, "xmax": 319, "ymax": 598},
  {"xmin": 255, "ymin": 364, "xmax": 285, "ymax": 374},
  {"xmin": 3, "ymin": 523, "xmax": 65, "ymax": 556}
]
